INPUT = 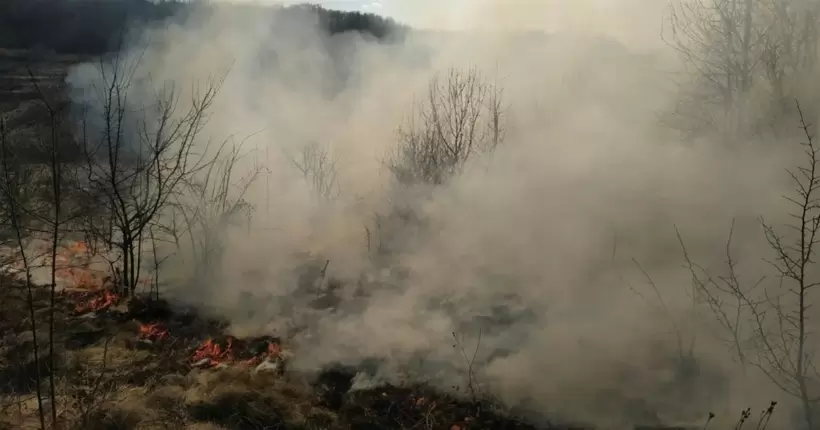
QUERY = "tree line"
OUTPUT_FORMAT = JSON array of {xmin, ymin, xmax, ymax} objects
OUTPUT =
[{"xmin": 0, "ymin": 0, "xmax": 407, "ymax": 55}]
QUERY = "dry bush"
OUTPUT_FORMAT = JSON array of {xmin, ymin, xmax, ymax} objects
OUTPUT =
[
  {"xmin": 171, "ymin": 139, "xmax": 260, "ymax": 286},
  {"xmin": 678, "ymin": 103, "xmax": 820, "ymax": 429},
  {"xmin": 76, "ymin": 52, "xmax": 227, "ymax": 297},
  {"xmin": 390, "ymin": 66, "xmax": 505, "ymax": 186},
  {"xmin": 288, "ymin": 141, "xmax": 340, "ymax": 202}
]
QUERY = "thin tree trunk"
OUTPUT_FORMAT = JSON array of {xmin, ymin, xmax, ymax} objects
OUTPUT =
[
  {"xmin": 149, "ymin": 227, "xmax": 160, "ymax": 301},
  {"xmin": 47, "ymin": 109, "xmax": 61, "ymax": 429},
  {"xmin": 798, "ymin": 281, "xmax": 812, "ymax": 430},
  {"xmin": 737, "ymin": 0, "xmax": 755, "ymax": 136},
  {"xmin": 121, "ymin": 238, "xmax": 130, "ymax": 297},
  {"xmin": 0, "ymin": 119, "xmax": 46, "ymax": 429}
]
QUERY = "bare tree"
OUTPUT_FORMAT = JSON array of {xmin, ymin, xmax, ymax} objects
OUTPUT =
[
  {"xmin": 289, "ymin": 141, "xmax": 339, "ymax": 201},
  {"xmin": 390, "ymin": 67, "xmax": 506, "ymax": 185},
  {"xmin": 171, "ymin": 139, "xmax": 261, "ymax": 280},
  {"xmin": 1, "ymin": 68, "xmax": 91, "ymax": 428},
  {"xmin": 78, "ymin": 54, "xmax": 226, "ymax": 296},
  {"xmin": 665, "ymin": 0, "xmax": 762, "ymax": 138},
  {"xmin": 0, "ymin": 117, "xmax": 46, "ymax": 430},
  {"xmin": 756, "ymin": 102, "xmax": 820, "ymax": 429},
  {"xmin": 759, "ymin": 0, "xmax": 820, "ymax": 108},
  {"xmin": 664, "ymin": 0, "xmax": 820, "ymax": 139},
  {"xmin": 679, "ymin": 102, "xmax": 820, "ymax": 429},
  {"xmin": 24, "ymin": 68, "xmax": 72, "ymax": 428}
]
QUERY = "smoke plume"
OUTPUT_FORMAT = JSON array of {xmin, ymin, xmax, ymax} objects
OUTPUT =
[{"xmin": 64, "ymin": 1, "xmax": 814, "ymax": 427}]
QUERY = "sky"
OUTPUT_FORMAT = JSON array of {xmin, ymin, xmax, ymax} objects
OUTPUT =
[
  {"xmin": 314, "ymin": 0, "xmax": 387, "ymax": 12},
  {"xmin": 283, "ymin": 0, "xmax": 392, "ymax": 15}
]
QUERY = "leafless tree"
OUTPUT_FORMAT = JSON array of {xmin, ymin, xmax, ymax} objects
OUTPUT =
[
  {"xmin": 757, "ymin": 102, "xmax": 820, "ymax": 429},
  {"xmin": 171, "ymin": 139, "xmax": 261, "ymax": 280},
  {"xmin": 0, "ymin": 117, "xmax": 46, "ymax": 430},
  {"xmin": 25, "ymin": 68, "xmax": 74, "ymax": 427},
  {"xmin": 390, "ymin": 67, "xmax": 506, "ymax": 185},
  {"xmin": 676, "ymin": 221, "xmax": 762, "ymax": 369},
  {"xmin": 289, "ymin": 141, "xmax": 339, "ymax": 201},
  {"xmin": 665, "ymin": 0, "xmax": 762, "ymax": 138},
  {"xmin": 630, "ymin": 257, "xmax": 698, "ymax": 366},
  {"xmin": 664, "ymin": 0, "xmax": 820, "ymax": 140},
  {"xmin": 759, "ymin": 0, "xmax": 820, "ymax": 108},
  {"xmin": 77, "ymin": 53, "xmax": 226, "ymax": 296},
  {"xmin": 679, "ymin": 102, "xmax": 820, "ymax": 429},
  {"xmin": 452, "ymin": 330, "xmax": 483, "ymax": 403},
  {"xmin": 0, "ymin": 60, "xmax": 92, "ymax": 426}
]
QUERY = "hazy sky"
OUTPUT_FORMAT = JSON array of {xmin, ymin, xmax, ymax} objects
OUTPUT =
[
  {"xmin": 307, "ymin": 0, "xmax": 388, "ymax": 13},
  {"xmin": 281, "ymin": 0, "xmax": 391, "ymax": 14}
]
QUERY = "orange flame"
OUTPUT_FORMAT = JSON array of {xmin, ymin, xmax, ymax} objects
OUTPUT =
[
  {"xmin": 266, "ymin": 342, "xmax": 281, "ymax": 357},
  {"xmin": 192, "ymin": 337, "xmax": 283, "ymax": 368},
  {"xmin": 75, "ymin": 289, "xmax": 119, "ymax": 313},
  {"xmin": 243, "ymin": 343, "xmax": 282, "ymax": 366},
  {"xmin": 61, "ymin": 268, "xmax": 101, "ymax": 289},
  {"xmin": 242, "ymin": 341, "xmax": 282, "ymax": 366},
  {"xmin": 67, "ymin": 241, "xmax": 89, "ymax": 255},
  {"xmin": 192, "ymin": 338, "xmax": 235, "ymax": 367},
  {"xmin": 138, "ymin": 322, "xmax": 169, "ymax": 342},
  {"xmin": 54, "ymin": 240, "xmax": 105, "ymax": 290}
]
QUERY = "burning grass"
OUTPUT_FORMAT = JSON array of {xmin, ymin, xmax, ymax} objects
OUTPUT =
[
  {"xmin": 138, "ymin": 322, "xmax": 169, "ymax": 343},
  {"xmin": 191, "ymin": 336, "xmax": 282, "ymax": 370},
  {"xmin": 0, "ymin": 274, "xmax": 547, "ymax": 430},
  {"xmin": 66, "ymin": 288, "xmax": 120, "ymax": 314}
]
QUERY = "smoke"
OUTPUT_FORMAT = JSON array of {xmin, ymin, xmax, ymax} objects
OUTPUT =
[{"xmin": 64, "ymin": 1, "xmax": 812, "ymax": 427}]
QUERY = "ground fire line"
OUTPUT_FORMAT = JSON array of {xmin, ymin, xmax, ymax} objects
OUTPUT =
[
  {"xmin": 190, "ymin": 335, "xmax": 283, "ymax": 371},
  {"xmin": 63, "ymin": 288, "xmax": 121, "ymax": 313},
  {"xmin": 6, "ymin": 240, "xmax": 541, "ymax": 428},
  {"xmin": 138, "ymin": 322, "xmax": 170, "ymax": 342}
]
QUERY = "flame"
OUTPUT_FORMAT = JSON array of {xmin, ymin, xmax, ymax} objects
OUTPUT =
[
  {"xmin": 266, "ymin": 342, "xmax": 281, "ymax": 357},
  {"xmin": 138, "ymin": 322, "xmax": 169, "ymax": 341},
  {"xmin": 192, "ymin": 337, "xmax": 282, "ymax": 368},
  {"xmin": 192, "ymin": 337, "xmax": 235, "ymax": 368},
  {"xmin": 53, "ymin": 240, "xmax": 106, "ymax": 290},
  {"xmin": 68, "ymin": 241, "xmax": 89, "ymax": 255},
  {"xmin": 60, "ymin": 267, "xmax": 101, "ymax": 289},
  {"xmin": 242, "ymin": 341, "xmax": 282, "ymax": 366},
  {"xmin": 74, "ymin": 289, "xmax": 119, "ymax": 313}
]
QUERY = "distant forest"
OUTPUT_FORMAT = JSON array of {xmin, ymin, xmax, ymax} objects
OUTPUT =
[{"xmin": 0, "ymin": 0, "xmax": 408, "ymax": 55}]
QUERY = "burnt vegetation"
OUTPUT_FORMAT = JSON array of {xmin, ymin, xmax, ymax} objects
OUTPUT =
[{"xmin": 0, "ymin": 0, "xmax": 817, "ymax": 429}]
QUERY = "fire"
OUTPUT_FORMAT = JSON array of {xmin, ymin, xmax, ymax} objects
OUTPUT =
[
  {"xmin": 192, "ymin": 337, "xmax": 235, "ymax": 368},
  {"xmin": 243, "ymin": 342, "xmax": 281, "ymax": 366},
  {"xmin": 68, "ymin": 241, "xmax": 89, "ymax": 255},
  {"xmin": 74, "ymin": 289, "xmax": 120, "ymax": 313},
  {"xmin": 191, "ymin": 337, "xmax": 282, "ymax": 369},
  {"xmin": 266, "ymin": 342, "xmax": 280, "ymax": 357},
  {"xmin": 53, "ymin": 240, "xmax": 106, "ymax": 290},
  {"xmin": 59, "ymin": 267, "xmax": 103, "ymax": 289},
  {"xmin": 138, "ymin": 322, "xmax": 169, "ymax": 342}
]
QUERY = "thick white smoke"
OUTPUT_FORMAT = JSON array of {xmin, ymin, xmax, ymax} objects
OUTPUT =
[{"xmin": 64, "ymin": 1, "xmax": 813, "ymax": 427}]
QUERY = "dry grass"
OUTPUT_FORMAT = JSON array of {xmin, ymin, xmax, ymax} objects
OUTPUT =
[{"xmin": 0, "ymin": 280, "xmax": 540, "ymax": 430}]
